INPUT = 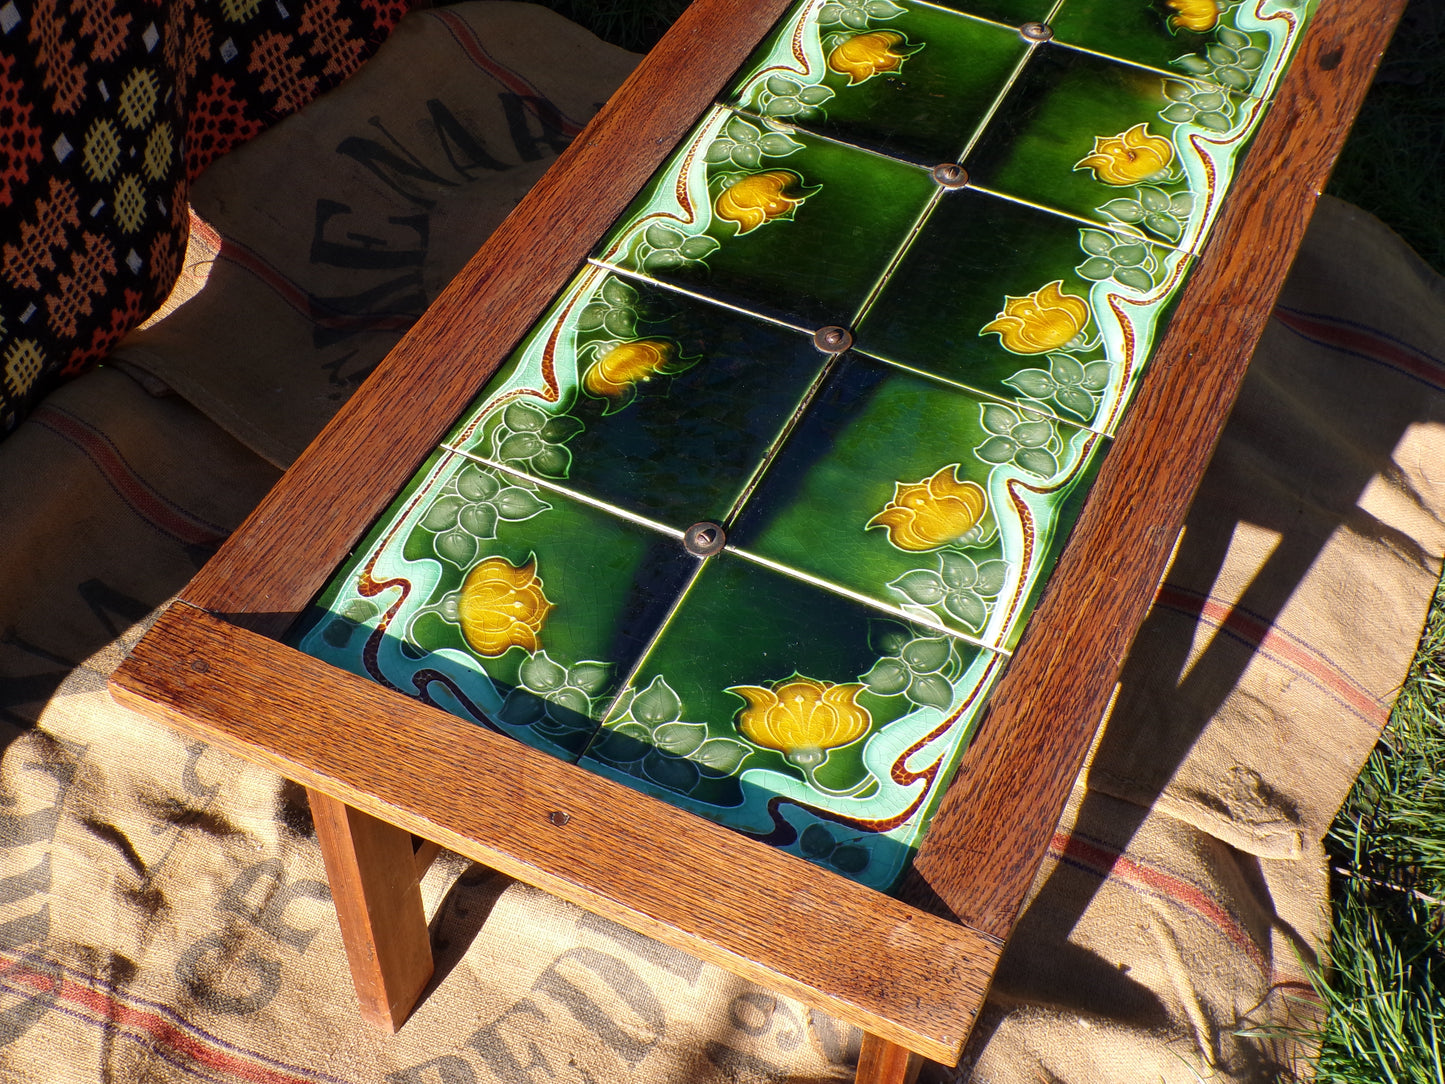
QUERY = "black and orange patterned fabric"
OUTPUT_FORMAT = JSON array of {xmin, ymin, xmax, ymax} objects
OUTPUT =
[{"xmin": 0, "ymin": 0, "xmax": 417, "ymax": 439}]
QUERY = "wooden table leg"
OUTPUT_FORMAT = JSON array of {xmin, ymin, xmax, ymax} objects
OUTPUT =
[
  {"xmin": 856, "ymin": 1033, "xmax": 924, "ymax": 1084},
  {"xmin": 309, "ymin": 790, "xmax": 435, "ymax": 1032}
]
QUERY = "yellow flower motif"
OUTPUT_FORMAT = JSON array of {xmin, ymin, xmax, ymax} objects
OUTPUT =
[
  {"xmin": 867, "ymin": 465, "xmax": 988, "ymax": 552},
  {"xmin": 1075, "ymin": 123, "xmax": 1175, "ymax": 186},
  {"xmin": 827, "ymin": 31, "xmax": 913, "ymax": 85},
  {"xmin": 1165, "ymin": 0, "xmax": 1219, "ymax": 32},
  {"xmin": 714, "ymin": 171, "xmax": 807, "ymax": 234},
  {"xmin": 456, "ymin": 556, "xmax": 554, "ymax": 657},
  {"xmin": 981, "ymin": 281, "xmax": 1090, "ymax": 355},
  {"xmin": 729, "ymin": 675, "xmax": 872, "ymax": 768},
  {"xmin": 583, "ymin": 340, "xmax": 675, "ymax": 399}
]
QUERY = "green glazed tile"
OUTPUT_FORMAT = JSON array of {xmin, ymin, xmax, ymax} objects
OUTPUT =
[
  {"xmin": 444, "ymin": 267, "xmax": 827, "ymax": 530},
  {"xmin": 728, "ymin": 352, "xmax": 1103, "ymax": 651},
  {"xmin": 726, "ymin": 1, "xmax": 1028, "ymax": 166},
  {"xmin": 855, "ymin": 186, "xmax": 1190, "ymax": 432},
  {"xmin": 924, "ymin": 0, "xmax": 1058, "ymax": 25},
  {"xmin": 963, "ymin": 43, "xmax": 1266, "ymax": 252},
  {"xmin": 291, "ymin": 452, "xmax": 694, "ymax": 761},
  {"xmin": 1048, "ymin": 0, "xmax": 1319, "ymax": 100},
  {"xmin": 577, "ymin": 553, "xmax": 1007, "ymax": 891},
  {"xmin": 595, "ymin": 107, "xmax": 937, "ymax": 330}
]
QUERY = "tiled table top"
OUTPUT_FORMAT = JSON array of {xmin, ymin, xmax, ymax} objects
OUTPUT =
[{"xmin": 293, "ymin": 0, "xmax": 1318, "ymax": 892}]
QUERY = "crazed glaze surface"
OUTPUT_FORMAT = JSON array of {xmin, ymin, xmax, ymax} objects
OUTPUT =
[{"xmin": 294, "ymin": 0, "xmax": 1317, "ymax": 891}]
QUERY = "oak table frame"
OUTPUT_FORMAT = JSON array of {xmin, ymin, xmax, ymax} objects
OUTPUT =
[{"xmin": 109, "ymin": 0, "xmax": 1404, "ymax": 1079}]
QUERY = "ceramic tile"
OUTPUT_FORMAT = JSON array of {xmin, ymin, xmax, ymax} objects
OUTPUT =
[
  {"xmin": 1048, "ymin": 0, "xmax": 1319, "ymax": 101},
  {"xmin": 925, "ymin": 0, "xmax": 1058, "ymax": 25},
  {"xmin": 855, "ymin": 186, "xmax": 1191, "ymax": 432},
  {"xmin": 725, "ymin": 1, "xmax": 1029, "ymax": 166},
  {"xmin": 577, "ymin": 553, "xmax": 1007, "ymax": 891},
  {"xmin": 594, "ymin": 107, "xmax": 937, "ymax": 330},
  {"xmin": 443, "ymin": 267, "xmax": 828, "ymax": 530},
  {"xmin": 292, "ymin": 452, "xmax": 694, "ymax": 760},
  {"xmin": 728, "ymin": 352, "xmax": 1103, "ymax": 651},
  {"xmin": 962, "ymin": 42, "xmax": 1266, "ymax": 252}
]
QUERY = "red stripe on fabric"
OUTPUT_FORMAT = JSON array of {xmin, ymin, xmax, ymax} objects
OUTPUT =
[
  {"xmin": 1049, "ymin": 831, "xmax": 1268, "ymax": 972},
  {"xmin": 214, "ymin": 238, "xmax": 416, "ymax": 333},
  {"xmin": 31, "ymin": 406, "xmax": 226, "ymax": 548},
  {"xmin": 1154, "ymin": 584, "xmax": 1388, "ymax": 727},
  {"xmin": 0, "ymin": 958, "xmax": 321, "ymax": 1084},
  {"xmin": 1274, "ymin": 309, "xmax": 1445, "ymax": 389},
  {"xmin": 431, "ymin": 9, "xmax": 586, "ymax": 136}
]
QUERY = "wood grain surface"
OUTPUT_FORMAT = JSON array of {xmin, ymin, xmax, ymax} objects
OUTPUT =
[
  {"xmin": 309, "ymin": 791, "xmax": 434, "ymax": 1031},
  {"xmin": 179, "ymin": 0, "xmax": 794, "ymax": 635},
  {"xmin": 900, "ymin": 0, "xmax": 1409, "ymax": 938},
  {"xmin": 112, "ymin": 603, "xmax": 1002, "ymax": 1064}
]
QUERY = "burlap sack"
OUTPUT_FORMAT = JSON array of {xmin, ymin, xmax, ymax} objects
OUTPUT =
[
  {"xmin": 112, "ymin": 2, "xmax": 640, "ymax": 468},
  {"xmin": 3, "ymin": 3, "xmax": 1444, "ymax": 1080}
]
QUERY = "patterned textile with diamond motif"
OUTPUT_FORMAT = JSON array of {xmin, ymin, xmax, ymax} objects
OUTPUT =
[{"xmin": 0, "ymin": 0, "xmax": 417, "ymax": 439}]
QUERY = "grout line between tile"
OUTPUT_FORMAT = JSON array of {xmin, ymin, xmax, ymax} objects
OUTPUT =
[
  {"xmin": 967, "ymin": 182, "xmax": 1194, "ymax": 257},
  {"xmin": 727, "ymin": 546, "xmax": 1007, "ymax": 655},
  {"xmin": 954, "ymin": 31, "xmax": 1040, "ymax": 165},
  {"xmin": 726, "ymin": 103, "xmax": 941, "ymax": 176},
  {"xmin": 1041, "ymin": 36, "xmax": 1269, "ymax": 104},
  {"xmin": 720, "ymin": 348, "xmax": 845, "ymax": 527},
  {"xmin": 849, "ymin": 187, "xmax": 942, "ymax": 334},
  {"xmin": 585, "ymin": 258, "xmax": 818, "ymax": 337},
  {"xmin": 442, "ymin": 445, "xmax": 686, "ymax": 541},
  {"xmin": 849, "ymin": 345, "xmax": 1107, "ymax": 436},
  {"xmin": 571, "ymin": 558, "xmax": 711, "ymax": 765}
]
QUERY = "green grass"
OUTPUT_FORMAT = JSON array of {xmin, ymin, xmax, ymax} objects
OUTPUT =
[{"xmin": 1313, "ymin": 576, "xmax": 1445, "ymax": 1082}]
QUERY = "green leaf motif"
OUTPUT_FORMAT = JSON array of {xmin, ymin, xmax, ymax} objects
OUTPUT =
[
  {"xmin": 1077, "ymin": 256, "xmax": 1115, "ymax": 281},
  {"xmin": 457, "ymin": 502, "xmax": 498, "ymax": 539},
  {"xmin": 568, "ymin": 662, "xmax": 611, "ymax": 696},
  {"xmin": 456, "ymin": 464, "xmax": 500, "ymax": 502},
  {"xmin": 1015, "ymin": 446, "xmax": 1059, "ymax": 478},
  {"xmin": 1114, "ymin": 266, "xmax": 1155, "ymax": 292},
  {"xmin": 1197, "ymin": 110, "xmax": 1233, "ymax": 131},
  {"xmin": 1005, "ymin": 368, "xmax": 1056, "ymax": 398},
  {"xmin": 692, "ymin": 738, "xmax": 749, "ymax": 774},
  {"xmin": 981, "ymin": 403, "xmax": 1019, "ymax": 436},
  {"xmin": 631, "ymin": 676, "xmax": 682, "ymax": 726},
  {"xmin": 549, "ymin": 687, "xmax": 590, "ymax": 717},
  {"xmin": 800, "ymin": 824, "xmax": 835, "ymax": 858},
  {"xmin": 422, "ymin": 494, "xmax": 464, "ymax": 531},
  {"xmin": 908, "ymin": 671, "xmax": 955, "ymax": 710},
  {"xmin": 540, "ymin": 414, "xmax": 584, "ymax": 443},
  {"xmin": 863, "ymin": 657, "xmax": 911, "ymax": 696},
  {"xmin": 1111, "ymin": 243, "xmax": 1148, "ymax": 267},
  {"xmin": 503, "ymin": 401, "xmax": 546, "ymax": 432},
  {"xmin": 498, "ymin": 431, "xmax": 542, "ymax": 460},
  {"xmin": 519, "ymin": 651, "xmax": 567, "ymax": 693},
  {"xmin": 1080, "ymin": 229, "xmax": 1116, "ymax": 256},
  {"xmin": 938, "ymin": 551, "xmax": 978, "ymax": 591},
  {"xmin": 892, "ymin": 570, "xmax": 947, "ymax": 606},
  {"xmin": 498, "ymin": 689, "xmax": 547, "ymax": 727},
  {"xmin": 1011, "ymin": 420, "xmax": 1054, "ymax": 448},
  {"xmin": 678, "ymin": 235, "xmax": 720, "ymax": 260},
  {"xmin": 976, "ymin": 435, "xmax": 1018, "ymax": 464},
  {"xmin": 642, "ymin": 750, "xmax": 699, "ymax": 792},
  {"xmin": 901, "ymin": 636, "xmax": 950, "ymax": 674},
  {"xmin": 654, "ymin": 721, "xmax": 707, "ymax": 756},
  {"xmin": 530, "ymin": 444, "xmax": 571, "ymax": 478},
  {"xmin": 942, "ymin": 590, "xmax": 987, "ymax": 630},
  {"xmin": 1145, "ymin": 212, "xmax": 1183, "ymax": 242},
  {"xmin": 1056, "ymin": 384, "xmax": 1095, "ymax": 419},
  {"xmin": 974, "ymin": 560, "xmax": 1009, "ymax": 596},
  {"xmin": 601, "ymin": 277, "xmax": 637, "ymax": 306},
  {"xmin": 1082, "ymin": 361, "xmax": 1112, "ymax": 392},
  {"xmin": 831, "ymin": 844, "xmax": 870, "ymax": 874},
  {"xmin": 435, "ymin": 528, "xmax": 477, "ymax": 567},
  {"xmin": 1099, "ymin": 198, "xmax": 1145, "ymax": 223},
  {"xmin": 493, "ymin": 486, "xmax": 550, "ymax": 521}
]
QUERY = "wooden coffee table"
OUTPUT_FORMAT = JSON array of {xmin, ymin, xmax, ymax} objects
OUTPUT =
[{"xmin": 110, "ymin": 1, "xmax": 1402, "ymax": 1079}]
